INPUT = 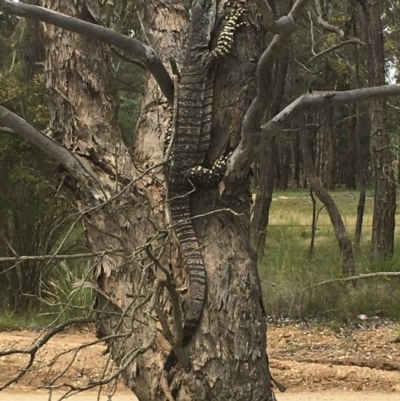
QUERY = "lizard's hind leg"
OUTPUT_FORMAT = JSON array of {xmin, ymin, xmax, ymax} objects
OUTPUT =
[
  {"xmin": 186, "ymin": 153, "xmax": 230, "ymax": 188},
  {"xmin": 211, "ymin": 8, "xmax": 245, "ymax": 59}
]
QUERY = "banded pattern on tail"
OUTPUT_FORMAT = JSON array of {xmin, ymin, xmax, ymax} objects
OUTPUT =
[{"xmin": 164, "ymin": 1, "xmax": 244, "ymax": 373}]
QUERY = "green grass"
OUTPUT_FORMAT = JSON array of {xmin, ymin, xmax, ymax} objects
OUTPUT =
[
  {"xmin": 42, "ymin": 260, "xmax": 95, "ymax": 321},
  {"xmin": 2, "ymin": 188, "xmax": 399, "ymax": 328},
  {"xmin": 0, "ymin": 260, "xmax": 95, "ymax": 331},
  {"xmin": 0, "ymin": 311, "xmax": 55, "ymax": 331},
  {"xmin": 259, "ymin": 189, "xmax": 400, "ymax": 321}
]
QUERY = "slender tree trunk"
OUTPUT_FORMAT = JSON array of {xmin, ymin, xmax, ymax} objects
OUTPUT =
[
  {"xmin": 252, "ymin": 51, "xmax": 289, "ymax": 256},
  {"xmin": 316, "ymin": 119, "xmax": 323, "ymax": 179},
  {"xmin": 353, "ymin": 18, "xmax": 366, "ymax": 252},
  {"xmin": 299, "ymin": 116, "xmax": 355, "ymax": 276},
  {"xmin": 279, "ymin": 139, "xmax": 291, "ymax": 190},
  {"xmin": 362, "ymin": 1, "xmax": 396, "ymax": 260},
  {"xmin": 41, "ymin": 0, "xmax": 273, "ymax": 400},
  {"xmin": 308, "ymin": 189, "xmax": 317, "ymax": 259},
  {"xmin": 325, "ymin": 107, "xmax": 335, "ymax": 190},
  {"xmin": 253, "ymin": 138, "xmax": 274, "ymax": 256},
  {"xmin": 290, "ymin": 55, "xmax": 355, "ymax": 277},
  {"xmin": 291, "ymin": 133, "xmax": 300, "ymax": 187},
  {"xmin": 344, "ymin": 106, "xmax": 357, "ymax": 190},
  {"xmin": 273, "ymin": 139, "xmax": 281, "ymax": 189},
  {"xmin": 354, "ymin": 101, "xmax": 367, "ymax": 252}
]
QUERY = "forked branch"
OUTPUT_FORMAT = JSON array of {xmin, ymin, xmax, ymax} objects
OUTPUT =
[{"xmin": 0, "ymin": 317, "xmax": 95, "ymax": 391}]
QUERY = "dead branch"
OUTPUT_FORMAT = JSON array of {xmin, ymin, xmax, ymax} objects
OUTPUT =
[
  {"xmin": 310, "ymin": 0, "xmax": 364, "ymax": 61},
  {"xmin": 309, "ymin": 38, "xmax": 365, "ymax": 62},
  {"xmin": 38, "ymin": 289, "xmax": 159, "ymax": 399},
  {"xmin": 0, "ymin": 249, "xmax": 123, "ymax": 263},
  {"xmin": 0, "ymin": 0, "xmax": 173, "ymax": 102},
  {"xmin": 313, "ymin": 0, "xmax": 345, "ymax": 39},
  {"xmin": 0, "ymin": 317, "xmax": 95, "ymax": 391},
  {"xmin": 0, "ymin": 126, "xmax": 16, "ymax": 135},
  {"xmin": 252, "ymin": 0, "xmax": 295, "ymax": 34},
  {"xmin": 259, "ymin": 85, "xmax": 400, "ymax": 151},
  {"xmin": 145, "ymin": 244, "xmax": 190, "ymax": 370},
  {"xmin": 0, "ymin": 105, "xmax": 94, "ymax": 181}
]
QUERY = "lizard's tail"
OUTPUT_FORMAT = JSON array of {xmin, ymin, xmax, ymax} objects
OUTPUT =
[
  {"xmin": 164, "ymin": 190, "xmax": 207, "ymax": 372},
  {"xmin": 163, "ymin": 318, "xmax": 200, "ymax": 373}
]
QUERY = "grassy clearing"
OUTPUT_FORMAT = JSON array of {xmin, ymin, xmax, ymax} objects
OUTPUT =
[
  {"xmin": 259, "ymin": 189, "xmax": 400, "ymax": 321},
  {"xmin": 0, "ymin": 311, "xmax": 55, "ymax": 331},
  {"xmin": 2, "ymin": 189, "xmax": 399, "ymax": 329}
]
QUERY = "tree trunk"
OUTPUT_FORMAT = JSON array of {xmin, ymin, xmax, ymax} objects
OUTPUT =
[
  {"xmin": 279, "ymin": 139, "xmax": 291, "ymax": 190},
  {"xmin": 291, "ymin": 133, "xmax": 300, "ymax": 187},
  {"xmin": 41, "ymin": 0, "xmax": 273, "ymax": 400},
  {"xmin": 362, "ymin": 1, "xmax": 396, "ymax": 260},
  {"xmin": 354, "ymin": 101, "xmax": 367, "ymax": 252},
  {"xmin": 290, "ymin": 55, "xmax": 355, "ymax": 277},
  {"xmin": 252, "ymin": 51, "xmax": 289, "ymax": 256},
  {"xmin": 325, "ymin": 107, "xmax": 335, "ymax": 190},
  {"xmin": 253, "ymin": 138, "xmax": 274, "ymax": 256},
  {"xmin": 353, "ymin": 19, "xmax": 366, "ymax": 252},
  {"xmin": 299, "ymin": 116, "xmax": 355, "ymax": 277},
  {"xmin": 344, "ymin": 106, "xmax": 357, "ymax": 190}
]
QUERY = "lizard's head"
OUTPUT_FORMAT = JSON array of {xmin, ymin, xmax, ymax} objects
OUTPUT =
[{"xmin": 190, "ymin": 0, "xmax": 216, "ymax": 42}]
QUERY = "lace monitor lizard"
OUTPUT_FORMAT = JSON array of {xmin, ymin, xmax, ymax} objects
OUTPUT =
[{"xmin": 164, "ymin": 0, "xmax": 244, "ymax": 373}]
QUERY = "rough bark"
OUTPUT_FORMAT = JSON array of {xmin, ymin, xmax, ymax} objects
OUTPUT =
[
  {"xmin": 362, "ymin": 1, "xmax": 396, "ymax": 260},
  {"xmin": 39, "ymin": 5, "xmax": 163, "ymax": 399},
  {"xmin": 23, "ymin": 0, "xmax": 45, "ymax": 81},
  {"xmin": 39, "ymin": 0, "xmax": 273, "ymax": 400}
]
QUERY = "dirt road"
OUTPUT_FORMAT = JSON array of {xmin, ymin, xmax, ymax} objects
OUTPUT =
[
  {"xmin": 1, "ymin": 323, "xmax": 399, "ymax": 400},
  {"xmin": 2, "ymin": 390, "xmax": 399, "ymax": 400}
]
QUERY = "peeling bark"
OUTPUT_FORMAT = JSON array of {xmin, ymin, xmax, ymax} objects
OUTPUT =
[{"xmin": 38, "ymin": 0, "xmax": 273, "ymax": 400}]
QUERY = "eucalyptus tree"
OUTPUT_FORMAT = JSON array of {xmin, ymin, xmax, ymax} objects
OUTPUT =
[{"xmin": 1, "ymin": 0, "xmax": 400, "ymax": 400}]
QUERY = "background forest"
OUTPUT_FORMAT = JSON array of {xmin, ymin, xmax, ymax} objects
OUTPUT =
[{"xmin": 1, "ymin": 0, "xmax": 400, "ymax": 328}]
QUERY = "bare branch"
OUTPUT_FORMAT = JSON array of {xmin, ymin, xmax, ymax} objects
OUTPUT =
[
  {"xmin": 0, "ymin": 105, "xmax": 97, "ymax": 181},
  {"xmin": 0, "ymin": 317, "xmax": 95, "ymax": 391},
  {"xmin": 0, "ymin": 126, "xmax": 16, "ymax": 135},
  {"xmin": 259, "ymin": 85, "xmax": 400, "ymax": 151},
  {"xmin": 0, "ymin": 0, "xmax": 173, "ymax": 102},
  {"xmin": 314, "ymin": 0, "xmax": 346, "ymax": 39},
  {"xmin": 0, "ymin": 249, "xmax": 124, "ymax": 264},
  {"xmin": 310, "ymin": 0, "xmax": 365, "ymax": 61},
  {"xmin": 309, "ymin": 38, "xmax": 365, "ymax": 62},
  {"xmin": 252, "ymin": 0, "xmax": 295, "ymax": 34}
]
